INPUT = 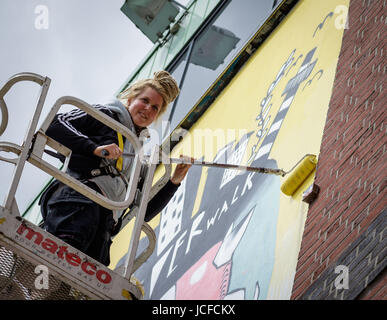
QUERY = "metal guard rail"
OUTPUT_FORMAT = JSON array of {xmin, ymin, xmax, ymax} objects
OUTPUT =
[{"xmin": 0, "ymin": 72, "xmax": 171, "ymax": 298}]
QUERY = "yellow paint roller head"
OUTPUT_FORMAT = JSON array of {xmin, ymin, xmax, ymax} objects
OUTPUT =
[{"xmin": 280, "ymin": 155, "xmax": 317, "ymax": 196}]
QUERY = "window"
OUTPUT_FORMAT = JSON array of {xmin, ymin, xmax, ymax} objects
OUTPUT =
[{"xmin": 161, "ymin": 0, "xmax": 280, "ymax": 137}]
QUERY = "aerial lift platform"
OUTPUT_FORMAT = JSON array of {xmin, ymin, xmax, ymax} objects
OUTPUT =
[{"xmin": 0, "ymin": 72, "xmax": 173, "ymax": 300}]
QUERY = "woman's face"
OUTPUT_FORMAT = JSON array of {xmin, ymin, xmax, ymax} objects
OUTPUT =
[{"xmin": 128, "ymin": 86, "xmax": 163, "ymax": 127}]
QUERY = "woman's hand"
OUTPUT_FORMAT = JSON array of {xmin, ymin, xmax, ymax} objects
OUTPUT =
[
  {"xmin": 170, "ymin": 155, "xmax": 195, "ymax": 185},
  {"xmin": 93, "ymin": 143, "xmax": 123, "ymax": 160}
]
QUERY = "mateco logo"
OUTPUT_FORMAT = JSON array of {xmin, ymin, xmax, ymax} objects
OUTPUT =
[{"xmin": 16, "ymin": 223, "xmax": 112, "ymax": 285}]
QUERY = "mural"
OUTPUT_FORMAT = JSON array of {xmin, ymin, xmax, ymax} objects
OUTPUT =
[{"xmin": 111, "ymin": 0, "xmax": 349, "ymax": 300}]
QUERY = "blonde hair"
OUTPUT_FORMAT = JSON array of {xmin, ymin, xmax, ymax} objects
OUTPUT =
[{"xmin": 118, "ymin": 71, "xmax": 180, "ymax": 117}]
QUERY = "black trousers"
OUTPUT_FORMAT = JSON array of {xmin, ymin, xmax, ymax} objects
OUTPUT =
[{"xmin": 40, "ymin": 180, "xmax": 115, "ymax": 266}]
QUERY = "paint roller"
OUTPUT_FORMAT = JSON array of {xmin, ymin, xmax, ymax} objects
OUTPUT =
[
  {"xmin": 280, "ymin": 154, "xmax": 318, "ymax": 196},
  {"xmin": 101, "ymin": 150, "xmax": 317, "ymax": 196}
]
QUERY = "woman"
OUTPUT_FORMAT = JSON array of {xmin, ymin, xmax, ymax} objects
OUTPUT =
[{"xmin": 40, "ymin": 71, "xmax": 191, "ymax": 266}]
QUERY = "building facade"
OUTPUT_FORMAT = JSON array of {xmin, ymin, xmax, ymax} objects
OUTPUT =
[
  {"xmin": 21, "ymin": 0, "xmax": 385, "ymax": 300},
  {"xmin": 110, "ymin": 0, "xmax": 385, "ymax": 300},
  {"xmin": 291, "ymin": 0, "xmax": 386, "ymax": 300}
]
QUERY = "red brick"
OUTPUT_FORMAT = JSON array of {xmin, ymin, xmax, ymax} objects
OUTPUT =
[
  {"xmin": 291, "ymin": 0, "xmax": 386, "ymax": 299},
  {"xmin": 358, "ymin": 270, "xmax": 387, "ymax": 300}
]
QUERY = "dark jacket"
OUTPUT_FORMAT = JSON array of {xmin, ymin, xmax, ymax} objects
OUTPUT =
[
  {"xmin": 43, "ymin": 103, "xmax": 179, "ymax": 223},
  {"xmin": 46, "ymin": 104, "xmax": 119, "ymax": 175}
]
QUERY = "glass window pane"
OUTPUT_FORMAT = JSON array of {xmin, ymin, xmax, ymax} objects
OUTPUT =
[{"xmin": 169, "ymin": 0, "xmax": 279, "ymax": 131}]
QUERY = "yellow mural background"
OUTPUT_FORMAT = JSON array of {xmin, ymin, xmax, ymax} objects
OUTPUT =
[{"xmin": 110, "ymin": 0, "xmax": 348, "ymax": 299}]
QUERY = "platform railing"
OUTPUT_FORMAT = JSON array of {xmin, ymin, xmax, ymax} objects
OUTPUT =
[{"xmin": 0, "ymin": 72, "xmax": 172, "ymax": 299}]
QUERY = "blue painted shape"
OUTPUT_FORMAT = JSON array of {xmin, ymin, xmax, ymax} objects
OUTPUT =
[{"xmin": 227, "ymin": 173, "xmax": 281, "ymax": 300}]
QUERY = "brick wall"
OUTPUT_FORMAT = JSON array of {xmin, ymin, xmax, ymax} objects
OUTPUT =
[{"xmin": 291, "ymin": 0, "xmax": 386, "ymax": 300}]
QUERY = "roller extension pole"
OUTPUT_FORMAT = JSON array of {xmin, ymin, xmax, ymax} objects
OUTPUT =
[{"xmin": 101, "ymin": 150, "xmax": 287, "ymax": 177}]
